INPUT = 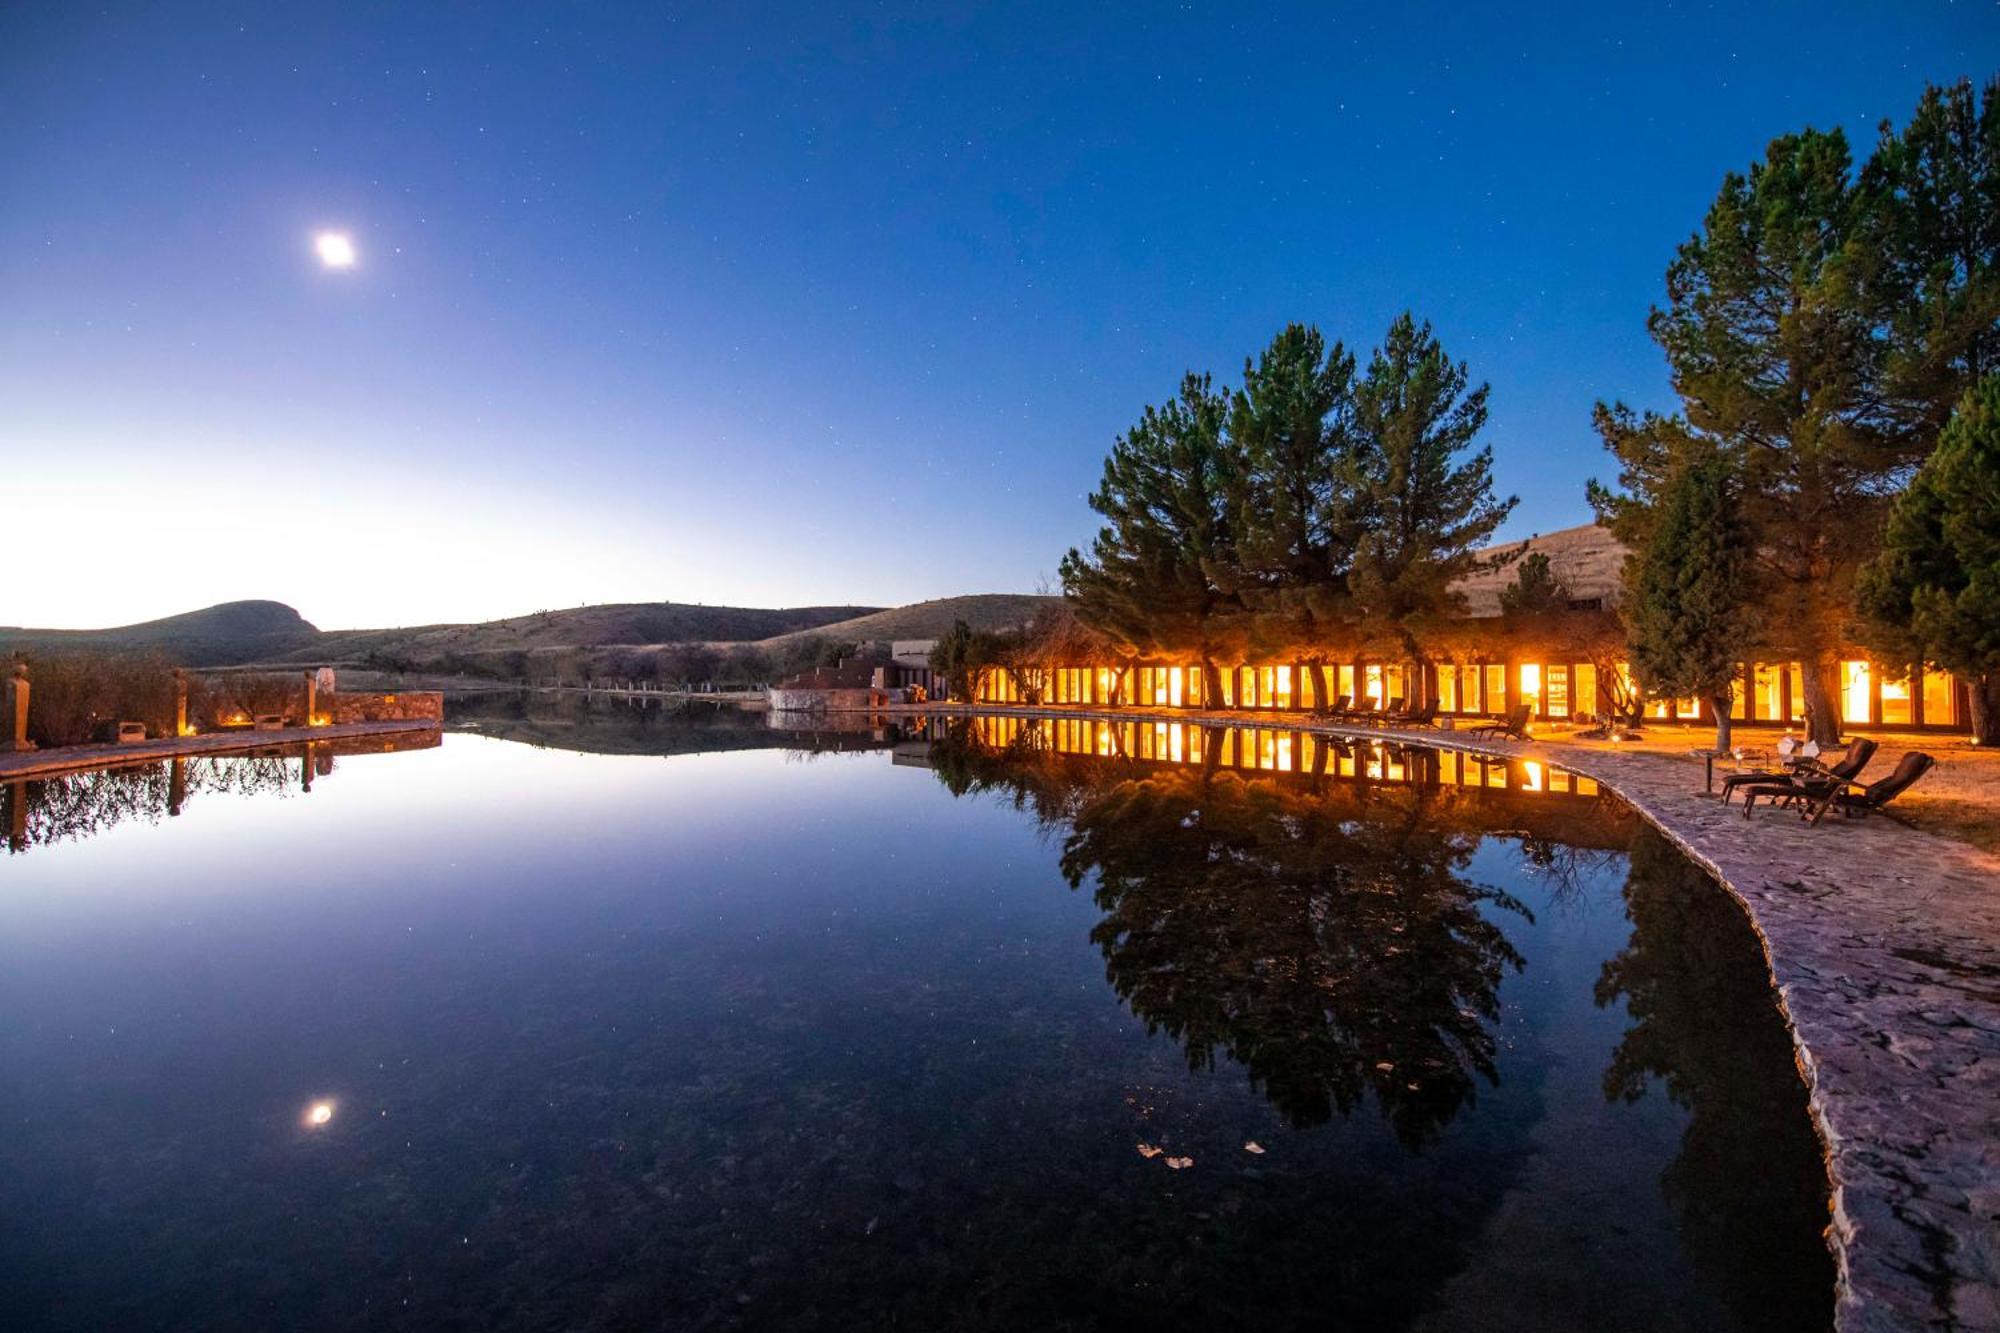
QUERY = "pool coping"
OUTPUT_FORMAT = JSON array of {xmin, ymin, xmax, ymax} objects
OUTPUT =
[
  {"xmin": 893, "ymin": 703, "xmax": 2000, "ymax": 1333},
  {"xmin": 0, "ymin": 719, "xmax": 443, "ymax": 783}
]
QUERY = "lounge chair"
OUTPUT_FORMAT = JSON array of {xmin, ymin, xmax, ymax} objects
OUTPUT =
[
  {"xmin": 1802, "ymin": 751, "xmax": 1936, "ymax": 826},
  {"xmin": 1722, "ymin": 737, "xmax": 1876, "ymax": 806},
  {"xmin": 1387, "ymin": 702, "xmax": 1437, "ymax": 727},
  {"xmin": 1310, "ymin": 693, "xmax": 1351, "ymax": 721},
  {"xmin": 1468, "ymin": 703, "xmax": 1531, "ymax": 741}
]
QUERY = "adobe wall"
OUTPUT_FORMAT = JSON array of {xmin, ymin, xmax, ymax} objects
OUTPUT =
[{"xmin": 325, "ymin": 690, "xmax": 444, "ymax": 724}]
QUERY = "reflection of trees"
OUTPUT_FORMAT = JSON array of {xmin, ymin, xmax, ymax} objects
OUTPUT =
[
  {"xmin": 1595, "ymin": 828, "xmax": 1834, "ymax": 1327},
  {"xmin": 4, "ymin": 756, "xmax": 294, "ymax": 853},
  {"xmin": 929, "ymin": 727, "xmax": 1532, "ymax": 1146}
]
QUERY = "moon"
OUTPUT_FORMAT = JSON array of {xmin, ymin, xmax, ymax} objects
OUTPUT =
[{"xmin": 314, "ymin": 232, "xmax": 357, "ymax": 269}]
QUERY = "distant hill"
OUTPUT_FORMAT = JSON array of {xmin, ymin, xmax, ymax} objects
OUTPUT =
[
  {"xmin": 754, "ymin": 594, "xmax": 1061, "ymax": 651},
  {"xmin": 3, "ymin": 593, "xmax": 1051, "ymax": 672},
  {"xmin": 0, "ymin": 600, "xmax": 319, "ymax": 666},
  {"xmin": 270, "ymin": 601, "xmax": 884, "ymax": 666}
]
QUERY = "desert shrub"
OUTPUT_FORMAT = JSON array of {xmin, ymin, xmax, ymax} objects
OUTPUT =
[
  {"xmin": 11, "ymin": 651, "xmax": 180, "ymax": 746},
  {"xmin": 188, "ymin": 672, "xmax": 305, "ymax": 728}
]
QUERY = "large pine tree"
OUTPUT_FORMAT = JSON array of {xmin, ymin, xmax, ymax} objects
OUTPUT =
[
  {"xmin": 1060, "ymin": 373, "xmax": 1241, "ymax": 703},
  {"xmin": 1223, "ymin": 324, "xmax": 1361, "ymax": 708},
  {"xmin": 1856, "ymin": 375, "xmax": 2000, "ymax": 745},
  {"xmin": 1625, "ymin": 455, "xmax": 1755, "ymax": 752},
  {"xmin": 1345, "ymin": 314, "xmax": 1516, "ymax": 695}
]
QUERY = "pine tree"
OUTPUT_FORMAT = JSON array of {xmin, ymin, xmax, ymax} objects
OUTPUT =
[
  {"xmin": 1626, "ymin": 455, "xmax": 1755, "ymax": 752},
  {"xmin": 1498, "ymin": 552, "xmax": 1567, "ymax": 617},
  {"xmin": 1595, "ymin": 127, "xmax": 1897, "ymax": 744},
  {"xmin": 1346, "ymin": 314, "xmax": 1516, "ymax": 695},
  {"xmin": 1223, "ymin": 324, "xmax": 1360, "ymax": 708},
  {"xmin": 1061, "ymin": 373, "xmax": 1241, "ymax": 703},
  {"xmin": 1856, "ymin": 375, "xmax": 2000, "ymax": 745},
  {"xmin": 1856, "ymin": 78, "xmax": 2000, "ymax": 438}
]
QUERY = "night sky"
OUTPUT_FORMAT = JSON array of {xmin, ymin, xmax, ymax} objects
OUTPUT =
[{"xmin": 5, "ymin": 3, "xmax": 1995, "ymax": 629}]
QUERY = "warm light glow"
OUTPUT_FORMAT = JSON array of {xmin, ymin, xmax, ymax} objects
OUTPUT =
[
  {"xmin": 305, "ymin": 1100, "xmax": 335, "ymax": 1128},
  {"xmin": 315, "ymin": 232, "xmax": 356, "ymax": 267}
]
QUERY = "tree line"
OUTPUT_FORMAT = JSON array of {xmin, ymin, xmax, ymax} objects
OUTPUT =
[
  {"xmin": 1059, "ymin": 313, "xmax": 1516, "ymax": 711},
  {"xmin": 1059, "ymin": 78, "xmax": 2000, "ymax": 747}
]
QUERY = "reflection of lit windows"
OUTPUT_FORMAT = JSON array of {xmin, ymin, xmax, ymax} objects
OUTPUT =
[
  {"xmin": 1522, "ymin": 760, "xmax": 1544, "ymax": 792},
  {"xmin": 1841, "ymin": 661, "xmax": 1872, "ymax": 725}
]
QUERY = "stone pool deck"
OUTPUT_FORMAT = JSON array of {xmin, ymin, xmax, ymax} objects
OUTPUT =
[
  {"xmin": 900, "ymin": 703, "xmax": 1999, "ymax": 1333},
  {"xmin": 0, "ymin": 719, "xmax": 443, "ymax": 782}
]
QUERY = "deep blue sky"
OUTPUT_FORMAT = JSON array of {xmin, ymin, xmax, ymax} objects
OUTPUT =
[{"xmin": 5, "ymin": 3, "xmax": 1995, "ymax": 629}]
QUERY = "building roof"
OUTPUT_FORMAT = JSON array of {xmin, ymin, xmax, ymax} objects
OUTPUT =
[{"xmin": 1454, "ymin": 522, "xmax": 1628, "ymax": 618}]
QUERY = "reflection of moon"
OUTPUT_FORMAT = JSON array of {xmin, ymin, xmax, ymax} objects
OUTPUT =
[{"xmin": 315, "ymin": 233, "xmax": 356, "ymax": 268}]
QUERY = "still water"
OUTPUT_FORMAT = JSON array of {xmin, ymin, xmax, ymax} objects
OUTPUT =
[{"xmin": 0, "ymin": 701, "xmax": 1831, "ymax": 1330}]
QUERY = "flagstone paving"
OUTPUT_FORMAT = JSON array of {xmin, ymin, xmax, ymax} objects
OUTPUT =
[{"xmin": 904, "ymin": 704, "xmax": 2000, "ymax": 1333}]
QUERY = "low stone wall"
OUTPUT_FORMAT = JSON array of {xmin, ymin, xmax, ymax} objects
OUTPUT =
[
  {"xmin": 766, "ymin": 687, "xmax": 899, "ymax": 712},
  {"xmin": 325, "ymin": 690, "xmax": 443, "ymax": 724}
]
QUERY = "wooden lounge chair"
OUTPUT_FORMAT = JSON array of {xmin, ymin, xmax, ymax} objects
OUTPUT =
[
  {"xmin": 1722, "ymin": 737, "xmax": 1876, "ymax": 806},
  {"xmin": 1468, "ymin": 703, "xmax": 1531, "ymax": 740},
  {"xmin": 1310, "ymin": 693, "xmax": 1351, "ymax": 720},
  {"xmin": 1802, "ymin": 751, "xmax": 1936, "ymax": 826}
]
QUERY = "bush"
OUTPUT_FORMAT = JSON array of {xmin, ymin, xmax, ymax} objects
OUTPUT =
[{"xmin": 13, "ymin": 651, "xmax": 180, "ymax": 747}]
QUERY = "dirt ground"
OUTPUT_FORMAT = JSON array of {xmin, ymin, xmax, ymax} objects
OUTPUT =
[{"xmin": 1533, "ymin": 720, "xmax": 2000, "ymax": 855}]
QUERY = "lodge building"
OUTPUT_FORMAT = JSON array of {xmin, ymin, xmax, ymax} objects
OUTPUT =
[{"xmin": 970, "ymin": 523, "xmax": 1977, "ymax": 735}]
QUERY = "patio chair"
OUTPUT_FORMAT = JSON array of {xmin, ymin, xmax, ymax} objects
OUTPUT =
[
  {"xmin": 1387, "ymin": 702, "xmax": 1437, "ymax": 727},
  {"xmin": 1802, "ymin": 751, "xmax": 1936, "ymax": 826},
  {"xmin": 1310, "ymin": 693, "xmax": 1351, "ymax": 721},
  {"xmin": 1721, "ymin": 737, "xmax": 1876, "ymax": 806},
  {"xmin": 1468, "ymin": 703, "xmax": 1531, "ymax": 741}
]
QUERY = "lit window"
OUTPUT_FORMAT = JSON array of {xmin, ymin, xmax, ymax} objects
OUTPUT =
[
  {"xmin": 1841, "ymin": 661, "xmax": 1872, "ymax": 725},
  {"xmin": 1922, "ymin": 670, "xmax": 1956, "ymax": 727},
  {"xmin": 1574, "ymin": 664, "xmax": 1597, "ymax": 718},
  {"xmin": 1438, "ymin": 665, "xmax": 1459, "ymax": 712},
  {"xmin": 1519, "ymin": 663, "xmax": 1543, "ymax": 713},
  {"xmin": 1545, "ymin": 666, "xmax": 1569, "ymax": 718},
  {"xmin": 1880, "ymin": 672, "xmax": 1912, "ymax": 726},
  {"xmin": 1484, "ymin": 665, "xmax": 1507, "ymax": 711}
]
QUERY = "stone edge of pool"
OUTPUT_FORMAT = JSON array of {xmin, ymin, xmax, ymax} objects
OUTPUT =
[
  {"xmin": 0, "ymin": 718, "xmax": 443, "ymax": 782},
  {"xmin": 890, "ymin": 703, "xmax": 2000, "ymax": 1333}
]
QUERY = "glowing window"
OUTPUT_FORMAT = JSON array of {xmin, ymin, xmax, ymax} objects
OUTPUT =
[
  {"xmin": 1273, "ymin": 665, "xmax": 1293, "ymax": 710},
  {"xmin": 1677, "ymin": 696, "xmax": 1702, "ymax": 720},
  {"xmin": 1574, "ymin": 664, "xmax": 1597, "ymax": 718},
  {"xmin": 1519, "ymin": 663, "xmax": 1543, "ymax": 713},
  {"xmin": 1484, "ymin": 665, "xmax": 1506, "ymax": 711},
  {"xmin": 1787, "ymin": 665, "xmax": 1807, "ymax": 722},
  {"xmin": 1438, "ymin": 665, "xmax": 1459, "ymax": 712},
  {"xmin": 1545, "ymin": 666, "xmax": 1569, "ymax": 718},
  {"xmin": 1880, "ymin": 672, "xmax": 1911, "ymax": 726},
  {"xmin": 1752, "ymin": 663, "xmax": 1782, "ymax": 721},
  {"xmin": 1338, "ymin": 664, "xmax": 1356, "ymax": 704},
  {"xmin": 1364, "ymin": 664, "xmax": 1385, "ymax": 704},
  {"xmin": 1168, "ymin": 668, "xmax": 1184, "ymax": 708},
  {"xmin": 1922, "ymin": 670, "xmax": 1956, "ymax": 727},
  {"xmin": 1841, "ymin": 661, "xmax": 1872, "ymax": 725}
]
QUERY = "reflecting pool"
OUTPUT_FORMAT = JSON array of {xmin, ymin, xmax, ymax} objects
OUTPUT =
[{"xmin": 0, "ymin": 703, "xmax": 1832, "ymax": 1330}]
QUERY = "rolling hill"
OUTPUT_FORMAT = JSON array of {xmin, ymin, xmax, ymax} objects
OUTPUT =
[
  {"xmin": 0, "ymin": 601, "xmax": 320, "ymax": 666},
  {"xmin": 1, "ymin": 594, "xmax": 1053, "ymax": 670}
]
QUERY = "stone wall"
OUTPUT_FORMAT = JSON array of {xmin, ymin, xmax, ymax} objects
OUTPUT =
[
  {"xmin": 325, "ymin": 690, "xmax": 444, "ymax": 724},
  {"xmin": 766, "ymin": 687, "xmax": 901, "ymax": 712}
]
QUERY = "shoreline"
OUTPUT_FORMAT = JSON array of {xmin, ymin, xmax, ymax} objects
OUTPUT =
[{"xmin": 884, "ymin": 702, "xmax": 2000, "ymax": 1333}]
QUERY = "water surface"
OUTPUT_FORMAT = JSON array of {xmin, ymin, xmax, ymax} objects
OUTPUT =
[{"xmin": 0, "ymin": 704, "xmax": 1831, "ymax": 1330}]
